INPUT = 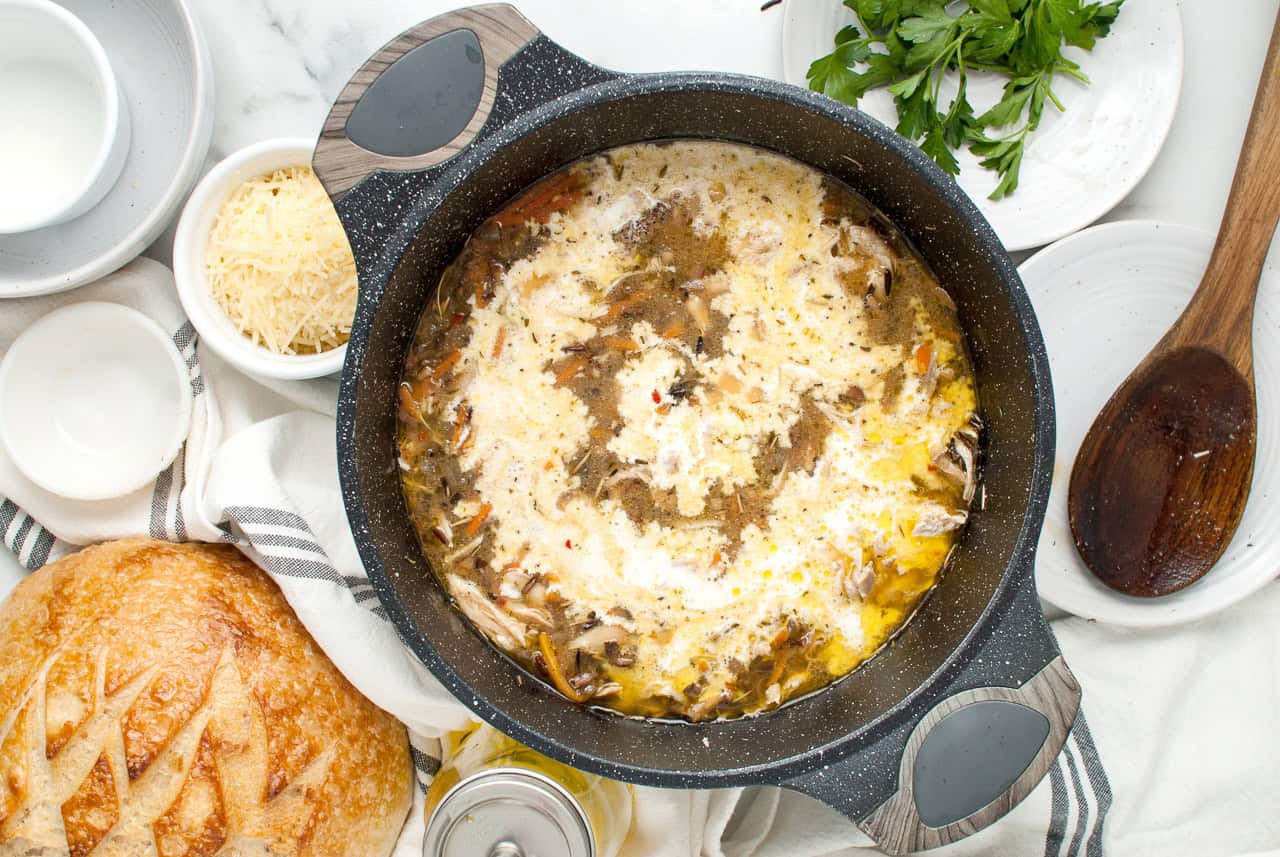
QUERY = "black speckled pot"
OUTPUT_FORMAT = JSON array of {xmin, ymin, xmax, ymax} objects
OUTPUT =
[{"xmin": 316, "ymin": 6, "xmax": 1076, "ymax": 852}]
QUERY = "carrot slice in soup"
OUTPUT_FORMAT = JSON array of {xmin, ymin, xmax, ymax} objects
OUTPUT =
[
  {"xmin": 554, "ymin": 355, "xmax": 587, "ymax": 384},
  {"xmin": 914, "ymin": 342, "xmax": 932, "ymax": 374},
  {"xmin": 493, "ymin": 171, "xmax": 584, "ymax": 226},
  {"xmin": 538, "ymin": 633, "xmax": 591, "ymax": 702},
  {"xmin": 465, "ymin": 502, "xmax": 492, "ymax": 538},
  {"xmin": 432, "ymin": 349, "xmax": 462, "ymax": 381}
]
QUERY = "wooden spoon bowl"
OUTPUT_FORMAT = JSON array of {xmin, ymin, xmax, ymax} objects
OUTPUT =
[{"xmin": 1068, "ymin": 347, "xmax": 1255, "ymax": 596}]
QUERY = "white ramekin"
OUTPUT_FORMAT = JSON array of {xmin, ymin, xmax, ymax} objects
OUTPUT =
[
  {"xmin": 173, "ymin": 137, "xmax": 349, "ymax": 381},
  {"xmin": 0, "ymin": 0, "xmax": 132, "ymax": 234},
  {"xmin": 0, "ymin": 302, "xmax": 193, "ymax": 501}
]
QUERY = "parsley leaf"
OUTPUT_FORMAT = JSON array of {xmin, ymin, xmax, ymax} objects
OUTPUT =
[
  {"xmin": 978, "ymin": 73, "xmax": 1039, "ymax": 128},
  {"xmin": 806, "ymin": 0, "xmax": 1124, "ymax": 197},
  {"xmin": 897, "ymin": 6, "xmax": 954, "ymax": 45},
  {"xmin": 921, "ymin": 121, "xmax": 962, "ymax": 175}
]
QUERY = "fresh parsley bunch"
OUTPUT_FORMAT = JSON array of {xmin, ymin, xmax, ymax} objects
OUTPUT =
[{"xmin": 807, "ymin": 0, "xmax": 1123, "ymax": 199}]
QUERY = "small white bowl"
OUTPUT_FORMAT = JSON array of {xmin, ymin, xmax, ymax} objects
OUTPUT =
[
  {"xmin": 173, "ymin": 137, "xmax": 348, "ymax": 381},
  {"xmin": 0, "ymin": 0, "xmax": 132, "ymax": 234},
  {"xmin": 0, "ymin": 302, "xmax": 193, "ymax": 501}
]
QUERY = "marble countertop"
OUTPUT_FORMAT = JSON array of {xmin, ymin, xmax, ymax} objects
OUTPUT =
[
  {"xmin": 188, "ymin": 0, "xmax": 1276, "ymax": 234},
  {"xmin": 2, "ymin": 0, "xmax": 1277, "ymax": 591}
]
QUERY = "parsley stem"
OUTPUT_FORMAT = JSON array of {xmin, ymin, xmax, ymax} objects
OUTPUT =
[
  {"xmin": 963, "ymin": 60, "xmax": 1022, "ymax": 74},
  {"xmin": 1045, "ymin": 84, "xmax": 1067, "ymax": 113},
  {"xmin": 1056, "ymin": 64, "xmax": 1091, "ymax": 84},
  {"xmin": 945, "ymin": 48, "xmax": 970, "ymax": 125}
]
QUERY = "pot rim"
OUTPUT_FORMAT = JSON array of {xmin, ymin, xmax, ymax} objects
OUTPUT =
[{"xmin": 336, "ymin": 70, "xmax": 1055, "ymax": 788}]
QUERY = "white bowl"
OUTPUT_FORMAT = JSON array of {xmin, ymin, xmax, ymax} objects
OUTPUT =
[
  {"xmin": 0, "ymin": 0, "xmax": 214, "ymax": 298},
  {"xmin": 0, "ymin": 0, "xmax": 132, "ymax": 234},
  {"xmin": 173, "ymin": 137, "xmax": 348, "ymax": 380},
  {"xmin": 0, "ymin": 302, "xmax": 193, "ymax": 501}
]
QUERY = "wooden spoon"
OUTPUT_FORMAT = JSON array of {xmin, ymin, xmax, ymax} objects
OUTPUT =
[{"xmin": 1067, "ymin": 13, "xmax": 1280, "ymax": 598}]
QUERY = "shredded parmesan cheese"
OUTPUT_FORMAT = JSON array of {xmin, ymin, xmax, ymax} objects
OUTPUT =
[{"xmin": 205, "ymin": 166, "xmax": 357, "ymax": 355}]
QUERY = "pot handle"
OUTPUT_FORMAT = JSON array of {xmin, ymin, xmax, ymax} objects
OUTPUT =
[
  {"xmin": 312, "ymin": 3, "xmax": 611, "ymax": 200},
  {"xmin": 783, "ymin": 585, "xmax": 1080, "ymax": 854}
]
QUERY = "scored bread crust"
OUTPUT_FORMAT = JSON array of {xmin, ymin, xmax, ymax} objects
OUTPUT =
[{"xmin": 0, "ymin": 538, "xmax": 412, "ymax": 857}]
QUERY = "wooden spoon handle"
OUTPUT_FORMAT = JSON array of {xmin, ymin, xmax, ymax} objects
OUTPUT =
[{"xmin": 1174, "ymin": 11, "xmax": 1280, "ymax": 373}]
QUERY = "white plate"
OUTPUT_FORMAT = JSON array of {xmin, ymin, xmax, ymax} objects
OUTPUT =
[
  {"xmin": 1021, "ymin": 220, "xmax": 1280, "ymax": 627},
  {"xmin": 0, "ymin": 302, "xmax": 192, "ymax": 501},
  {"xmin": 781, "ymin": 0, "xmax": 1184, "ymax": 252},
  {"xmin": 0, "ymin": 0, "xmax": 213, "ymax": 297}
]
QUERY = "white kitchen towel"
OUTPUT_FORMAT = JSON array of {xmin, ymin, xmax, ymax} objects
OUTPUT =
[{"xmin": 2, "ymin": 257, "xmax": 1275, "ymax": 857}]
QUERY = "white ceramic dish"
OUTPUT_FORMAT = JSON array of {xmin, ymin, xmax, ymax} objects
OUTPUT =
[
  {"xmin": 173, "ymin": 137, "xmax": 347, "ymax": 381},
  {"xmin": 1021, "ymin": 220, "xmax": 1280, "ymax": 627},
  {"xmin": 0, "ymin": 0, "xmax": 213, "ymax": 296},
  {"xmin": 781, "ymin": 0, "xmax": 1184, "ymax": 252},
  {"xmin": 0, "ymin": 0, "xmax": 131, "ymax": 234},
  {"xmin": 0, "ymin": 302, "xmax": 193, "ymax": 501}
]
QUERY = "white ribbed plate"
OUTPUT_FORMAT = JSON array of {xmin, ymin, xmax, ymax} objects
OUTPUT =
[
  {"xmin": 1021, "ymin": 220, "xmax": 1280, "ymax": 627},
  {"xmin": 781, "ymin": 0, "xmax": 1183, "ymax": 252}
]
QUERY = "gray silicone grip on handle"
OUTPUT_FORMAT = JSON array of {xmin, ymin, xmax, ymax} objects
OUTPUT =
[
  {"xmin": 313, "ymin": 4, "xmax": 541, "ymax": 200},
  {"xmin": 859, "ymin": 655, "xmax": 1079, "ymax": 853},
  {"xmin": 783, "ymin": 587, "xmax": 1080, "ymax": 855}
]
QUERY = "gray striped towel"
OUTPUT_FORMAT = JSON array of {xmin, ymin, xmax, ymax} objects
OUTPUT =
[
  {"xmin": 17, "ymin": 257, "xmax": 1261, "ymax": 857},
  {"xmin": 0, "ymin": 259, "xmax": 468, "ymax": 856}
]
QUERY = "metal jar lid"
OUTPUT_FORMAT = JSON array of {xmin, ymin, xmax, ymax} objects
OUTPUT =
[{"xmin": 423, "ymin": 767, "xmax": 595, "ymax": 857}]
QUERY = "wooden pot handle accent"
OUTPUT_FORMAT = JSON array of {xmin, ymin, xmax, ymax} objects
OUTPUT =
[{"xmin": 313, "ymin": 4, "xmax": 540, "ymax": 200}]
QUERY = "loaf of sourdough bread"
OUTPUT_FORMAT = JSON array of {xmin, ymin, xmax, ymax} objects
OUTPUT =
[{"xmin": 0, "ymin": 538, "xmax": 412, "ymax": 856}]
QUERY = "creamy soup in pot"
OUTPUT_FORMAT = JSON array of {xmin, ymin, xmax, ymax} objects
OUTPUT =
[{"xmin": 396, "ymin": 141, "xmax": 981, "ymax": 721}]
